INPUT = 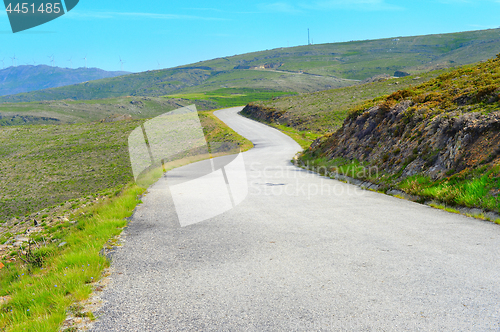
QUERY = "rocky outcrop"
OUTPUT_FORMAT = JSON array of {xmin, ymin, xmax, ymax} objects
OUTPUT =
[
  {"xmin": 394, "ymin": 71, "xmax": 410, "ymax": 78},
  {"xmin": 241, "ymin": 104, "xmax": 287, "ymax": 124},
  {"xmin": 99, "ymin": 114, "xmax": 133, "ymax": 123},
  {"xmin": 308, "ymin": 102, "xmax": 500, "ymax": 180},
  {"xmin": 234, "ymin": 63, "xmax": 283, "ymax": 70},
  {"xmin": 0, "ymin": 114, "xmax": 61, "ymax": 125}
]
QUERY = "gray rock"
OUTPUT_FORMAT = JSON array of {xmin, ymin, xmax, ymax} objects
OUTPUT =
[{"xmin": 394, "ymin": 71, "xmax": 410, "ymax": 77}]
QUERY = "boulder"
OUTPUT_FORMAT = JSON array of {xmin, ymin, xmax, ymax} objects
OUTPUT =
[{"xmin": 394, "ymin": 71, "xmax": 410, "ymax": 77}]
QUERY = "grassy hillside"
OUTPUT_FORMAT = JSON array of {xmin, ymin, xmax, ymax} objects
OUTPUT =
[
  {"xmin": 299, "ymin": 56, "xmax": 500, "ymax": 215},
  {"xmin": 243, "ymin": 68, "xmax": 450, "ymax": 135},
  {"xmin": 0, "ymin": 65, "xmax": 129, "ymax": 96},
  {"xmin": 0, "ymin": 97, "xmax": 195, "ymax": 126},
  {"xmin": 177, "ymin": 28, "xmax": 500, "ymax": 81},
  {"xmin": 2, "ymin": 28, "xmax": 500, "ymax": 103},
  {"xmin": 0, "ymin": 66, "xmax": 348, "ymax": 103},
  {"xmin": 0, "ymin": 88, "xmax": 296, "ymax": 126},
  {"xmin": 0, "ymin": 109, "xmax": 252, "ymax": 223},
  {"xmin": 0, "ymin": 120, "xmax": 139, "ymax": 221},
  {"xmin": 165, "ymin": 88, "xmax": 297, "ymax": 108}
]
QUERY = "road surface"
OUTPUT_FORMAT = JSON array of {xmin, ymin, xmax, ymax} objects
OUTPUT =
[{"xmin": 91, "ymin": 107, "xmax": 500, "ymax": 331}]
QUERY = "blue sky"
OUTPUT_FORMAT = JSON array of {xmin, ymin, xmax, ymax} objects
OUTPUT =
[{"xmin": 1, "ymin": 0, "xmax": 500, "ymax": 73}]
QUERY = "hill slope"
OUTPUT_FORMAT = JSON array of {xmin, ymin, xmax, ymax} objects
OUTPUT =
[
  {"xmin": 0, "ymin": 96, "xmax": 192, "ymax": 126},
  {"xmin": 0, "ymin": 88, "xmax": 298, "ymax": 126},
  {"xmin": 241, "ymin": 68, "xmax": 449, "ymax": 134},
  {"xmin": 2, "ymin": 28, "xmax": 500, "ymax": 103},
  {"xmin": 0, "ymin": 65, "xmax": 129, "ymax": 96}
]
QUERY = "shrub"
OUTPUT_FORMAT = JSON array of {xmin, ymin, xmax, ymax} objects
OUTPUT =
[{"xmin": 18, "ymin": 242, "xmax": 56, "ymax": 269}]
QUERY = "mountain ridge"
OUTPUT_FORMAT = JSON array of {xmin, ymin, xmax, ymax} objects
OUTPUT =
[
  {"xmin": 2, "ymin": 28, "xmax": 500, "ymax": 103},
  {"xmin": 0, "ymin": 65, "xmax": 130, "ymax": 96}
]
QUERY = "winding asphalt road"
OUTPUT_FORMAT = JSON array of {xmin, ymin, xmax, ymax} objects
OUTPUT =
[{"xmin": 91, "ymin": 107, "xmax": 500, "ymax": 331}]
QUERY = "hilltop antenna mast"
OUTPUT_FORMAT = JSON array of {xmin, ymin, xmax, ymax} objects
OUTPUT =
[
  {"xmin": 48, "ymin": 54, "xmax": 54, "ymax": 67},
  {"xmin": 119, "ymin": 56, "xmax": 125, "ymax": 71}
]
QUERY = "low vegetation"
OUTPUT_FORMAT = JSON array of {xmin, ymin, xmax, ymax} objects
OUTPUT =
[
  {"xmin": 0, "ymin": 184, "xmax": 144, "ymax": 331},
  {"xmin": 299, "ymin": 154, "xmax": 500, "ymax": 217},
  {"xmin": 243, "ymin": 69, "xmax": 448, "ymax": 135},
  {"xmin": 0, "ymin": 89, "xmax": 297, "ymax": 127},
  {"xmin": 0, "ymin": 96, "xmax": 198, "ymax": 126},
  {"xmin": 400, "ymin": 170, "xmax": 500, "ymax": 213},
  {"xmin": 165, "ymin": 88, "xmax": 297, "ymax": 109},
  {"xmin": 0, "ymin": 120, "xmax": 140, "ymax": 221}
]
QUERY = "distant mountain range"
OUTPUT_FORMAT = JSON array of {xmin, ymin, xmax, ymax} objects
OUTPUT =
[
  {"xmin": 2, "ymin": 28, "xmax": 500, "ymax": 103},
  {"xmin": 0, "ymin": 65, "xmax": 130, "ymax": 96}
]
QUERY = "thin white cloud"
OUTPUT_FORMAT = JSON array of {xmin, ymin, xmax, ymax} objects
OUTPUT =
[
  {"xmin": 258, "ymin": 2, "xmax": 302, "ymax": 14},
  {"xmin": 206, "ymin": 33, "xmax": 235, "ymax": 37},
  {"xmin": 439, "ymin": 0, "xmax": 500, "ymax": 3},
  {"xmin": 66, "ymin": 11, "xmax": 227, "ymax": 21},
  {"xmin": 438, "ymin": 0, "xmax": 471, "ymax": 3},
  {"xmin": 469, "ymin": 24, "xmax": 500, "ymax": 29},
  {"xmin": 301, "ymin": 0, "xmax": 403, "ymax": 11},
  {"xmin": 182, "ymin": 7, "xmax": 262, "ymax": 15},
  {"xmin": 182, "ymin": 8, "xmax": 225, "ymax": 12}
]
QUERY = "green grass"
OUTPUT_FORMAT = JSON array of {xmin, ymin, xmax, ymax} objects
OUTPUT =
[
  {"xmin": 399, "ymin": 169, "xmax": 500, "ymax": 212},
  {"xmin": 0, "ymin": 184, "xmax": 144, "ymax": 332},
  {"xmin": 429, "ymin": 203, "xmax": 500, "ymax": 223},
  {"xmin": 298, "ymin": 155, "xmax": 382, "ymax": 181},
  {"xmin": 0, "ymin": 90, "xmax": 296, "ymax": 127},
  {"xmin": 199, "ymin": 110, "xmax": 254, "ymax": 152},
  {"xmin": 428, "ymin": 203, "xmax": 461, "ymax": 214},
  {"xmin": 270, "ymin": 124, "xmax": 321, "ymax": 149},
  {"xmin": 297, "ymin": 154, "xmax": 500, "ymax": 214},
  {"xmin": 0, "ymin": 120, "xmax": 140, "ymax": 221},
  {"xmin": 165, "ymin": 88, "xmax": 298, "ymax": 109},
  {"xmin": 176, "ymin": 69, "xmax": 355, "ymax": 95}
]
